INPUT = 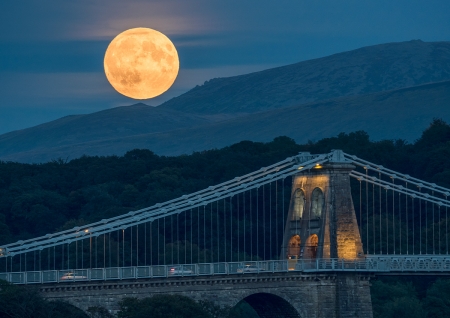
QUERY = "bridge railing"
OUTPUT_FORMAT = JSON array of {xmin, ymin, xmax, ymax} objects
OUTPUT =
[{"xmin": 2, "ymin": 256, "xmax": 450, "ymax": 284}]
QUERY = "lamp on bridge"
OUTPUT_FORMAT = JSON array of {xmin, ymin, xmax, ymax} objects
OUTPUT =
[{"xmin": 0, "ymin": 247, "xmax": 7, "ymax": 257}]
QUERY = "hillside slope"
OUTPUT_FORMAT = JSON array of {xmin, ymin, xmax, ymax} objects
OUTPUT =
[
  {"xmin": 2, "ymin": 80, "xmax": 449, "ymax": 163},
  {"xmin": 1, "ymin": 40, "xmax": 450, "ymax": 163},
  {"xmin": 161, "ymin": 40, "xmax": 450, "ymax": 114},
  {"xmin": 0, "ymin": 104, "xmax": 214, "ymax": 156}
]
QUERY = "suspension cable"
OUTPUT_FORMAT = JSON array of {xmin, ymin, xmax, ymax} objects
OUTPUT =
[
  {"xmin": 412, "ymin": 196, "xmax": 415, "ymax": 254},
  {"xmin": 257, "ymin": 187, "xmax": 259, "ymax": 260},
  {"xmin": 359, "ymin": 180, "xmax": 362, "ymax": 231},
  {"xmin": 263, "ymin": 184, "xmax": 266, "ymax": 260},
  {"xmin": 366, "ymin": 167, "xmax": 369, "ymax": 254},
  {"xmin": 406, "ymin": 182, "xmax": 408, "ymax": 254},
  {"xmin": 386, "ymin": 187, "xmax": 388, "ymax": 254},
  {"xmin": 216, "ymin": 200, "xmax": 219, "ymax": 263},
  {"xmin": 439, "ymin": 205, "xmax": 442, "ymax": 254},
  {"xmin": 392, "ymin": 178, "xmax": 395, "ymax": 254},
  {"xmin": 136, "ymin": 225, "xmax": 139, "ymax": 266},
  {"xmin": 276, "ymin": 180, "xmax": 279, "ymax": 259},
  {"xmin": 157, "ymin": 220, "xmax": 160, "ymax": 265},
  {"xmin": 210, "ymin": 202, "xmax": 213, "ymax": 262},
  {"xmin": 426, "ymin": 200, "xmax": 428, "ymax": 254},
  {"xmin": 198, "ymin": 206, "xmax": 200, "ymax": 263},
  {"xmin": 419, "ymin": 188, "xmax": 422, "ymax": 254},
  {"xmin": 433, "ymin": 191, "xmax": 435, "ymax": 254},
  {"xmin": 447, "ymin": 196, "xmax": 449, "ymax": 255},
  {"xmin": 203, "ymin": 205, "xmax": 206, "ymax": 262},
  {"xmin": 237, "ymin": 194, "xmax": 240, "ymax": 262},
  {"xmin": 243, "ymin": 191, "xmax": 246, "ymax": 261},
  {"xmin": 399, "ymin": 191, "xmax": 401, "ymax": 254},
  {"xmin": 379, "ymin": 172, "xmax": 382, "ymax": 254},
  {"xmin": 230, "ymin": 197, "xmax": 233, "ymax": 262},
  {"xmin": 270, "ymin": 181, "xmax": 273, "ymax": 259},
  {"xmin": 250, "ymin": 188, "xmax": 253, "ymax": 261},
  {"xmin": 282, "ymin": 178, "xmax": 285, "ymax": 258},
  {"xmin": 431, "ymin": 191, "xmax": 436, "ymax": 254},
  {"xmin": 223, "ymin": 200, "xmax": 226, "ymax": 263},
  {"xmin": 373, "ymin": 183, "xmax": 375, "ymax": 254}
]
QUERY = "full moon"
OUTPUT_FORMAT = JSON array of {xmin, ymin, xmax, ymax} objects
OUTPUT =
[{"xmin": 104, "ymin": 27, "xmax": 179, "ymax": 99}]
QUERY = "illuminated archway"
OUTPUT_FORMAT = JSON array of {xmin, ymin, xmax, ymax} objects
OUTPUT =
[
  {"xmin": 287, "ymin": 235, "xmax": 301, "ymax": 258},
  {"xmin": 292, "ymin": 189, "xmax": 305, "ymax": 220},
  {"xmin": 311, "ymin": 188, "xmax": 324, "ymax": 219},
  {"xmin": 304, "ymin": 234, "xmax": 318, "ymax": 259}
]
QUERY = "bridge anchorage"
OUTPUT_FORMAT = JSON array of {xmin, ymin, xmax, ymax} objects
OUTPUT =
[{"xmin": 1, "ymin": 149, "xmax": 450, "ymax": 317}]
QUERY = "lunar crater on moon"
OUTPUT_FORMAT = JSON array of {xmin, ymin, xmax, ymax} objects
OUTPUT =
[{"xmin": 104, "ymin": 27, "xmax": 179, "ymax": 99}]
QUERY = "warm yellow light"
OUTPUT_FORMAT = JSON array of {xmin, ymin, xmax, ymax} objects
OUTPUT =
[
  {"xmin": 104, "ymin": 27, "xmax": 179, "ymax": 99},
  {"xmin": 314, "ymin": 164, "xmax": 322, "ymax": 169},
  {"xmin": 84, "ymin": 229, "xmax": 89, "ymax": 233}
]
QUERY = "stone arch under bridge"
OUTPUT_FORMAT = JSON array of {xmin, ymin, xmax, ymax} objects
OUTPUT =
[
  {"xmin": 234, "ymin": 292, "xmax": 300, "ymax": 317},
  {"xmin": 38, "ymin": 272, "xmax": 373, "ymax": 317}
]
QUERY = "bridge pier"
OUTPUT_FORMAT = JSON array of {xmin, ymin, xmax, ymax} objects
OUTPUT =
[
  {"xmin": 281, "ymin": 154, "xmax": 364, "ymax": 261},
  {"xmin": 40, "ymin": 272, "xmax": 373, "ymax": 317}
]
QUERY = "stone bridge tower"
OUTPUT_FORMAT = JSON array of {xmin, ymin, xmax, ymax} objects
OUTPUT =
[{"xmin": 281, "ymin": 150, "xmax": 364, "ymax": 261}]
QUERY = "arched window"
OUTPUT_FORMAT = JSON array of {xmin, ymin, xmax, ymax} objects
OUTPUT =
[
  {"xmin": 311, "ymin": 188, "xmax": 324, "ymax": 219},
  {"xmin": 287, "ymin": 235, "xmax": 301, "ymax": 258},
  {"xmin": 304, "ymin": 234, "xmax": 319, "ymax": 259},
  {"xmin": 292, "ymin": 189, "xmax": 305, "ymax": 220}
]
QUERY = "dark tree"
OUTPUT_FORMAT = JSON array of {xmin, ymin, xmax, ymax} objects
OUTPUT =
[{"xmin": 117, "ymin": 295, "xmax": 210, "ymax": 318}]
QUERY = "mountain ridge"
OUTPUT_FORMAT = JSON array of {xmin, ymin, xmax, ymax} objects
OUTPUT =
[
  {"xmin": 1, "ymin": 40, "xmax": 450, "ymax": 163},
  {"xmin": 2, "ymin": 79, "xmax": 450, "ymax": 163},
  {"xmin": 160, "ymin": 40, "xmax": 450, "ymax": 114}
]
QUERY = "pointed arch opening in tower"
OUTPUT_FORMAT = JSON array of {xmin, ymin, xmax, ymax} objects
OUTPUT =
[
  {"xmin": 311, "ymin": 188, "xmax": 324, "ymax": 219},
  {"xmin": 287, "ymin": 235, "xmax": 301, "ymax": 259},
  {"xmin": 304, "ymin": 234, "xmax": 319, "ymax": 259},
  {"xmin": 292, "ymin": 189, "xmax": 305, "ymax": 220}
]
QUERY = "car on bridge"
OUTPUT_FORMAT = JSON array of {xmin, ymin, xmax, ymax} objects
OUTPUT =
[
  {"xmin": 168, "ymin": 266, "xmax": 194, "ymax": 276},
  {"xmin": 60, "ymin": 272, "xmax": 87, "ymax": 280},
  {"xmin": 236, "ymin": 264, "xmax": 265, "ymax": 273}
]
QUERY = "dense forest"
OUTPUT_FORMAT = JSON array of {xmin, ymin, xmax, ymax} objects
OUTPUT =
[
  {"xmin": 2, "ymin": 119, "xmax": 449, "ymax": 244},
  {"xmin": 1, "ymin": 119, "xmax": 450, "ymax": 317}
]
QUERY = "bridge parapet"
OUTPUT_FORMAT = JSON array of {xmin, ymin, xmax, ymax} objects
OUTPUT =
[{"xmin": 2, "ymin": 256, "xmax": 450, "ymax": 285}]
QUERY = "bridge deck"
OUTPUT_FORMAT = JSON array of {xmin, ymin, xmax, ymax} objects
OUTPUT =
[{"xmin": 2, "ymin": 256, "xmax": 450, "ymax": 285}]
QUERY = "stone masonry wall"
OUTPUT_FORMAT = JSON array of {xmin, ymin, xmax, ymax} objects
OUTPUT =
[{"xmin": 39, "ymin": 272, "xmax": 373, "ymax": 317}]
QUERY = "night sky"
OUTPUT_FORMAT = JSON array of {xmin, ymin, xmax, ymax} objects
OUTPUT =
[{"xmin": 1, "ymin": 0, "xmax": 449, "ymax": 134}]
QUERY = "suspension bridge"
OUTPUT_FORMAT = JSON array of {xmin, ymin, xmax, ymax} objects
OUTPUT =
[{"xmin": 1, "ymin": 149, "xmax": 449, "ymax": 317}]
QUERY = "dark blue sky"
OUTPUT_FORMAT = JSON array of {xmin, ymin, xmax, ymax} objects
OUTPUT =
[{"xmin": 1, "ymin": 0, "xmax": 449, "ymax": 134}]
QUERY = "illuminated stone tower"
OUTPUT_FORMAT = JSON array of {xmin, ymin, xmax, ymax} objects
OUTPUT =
[{"xmin": 281, "ymin": 150, "xmax": 364, "ymax": 260}]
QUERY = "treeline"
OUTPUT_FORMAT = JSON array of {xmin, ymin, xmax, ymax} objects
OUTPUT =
[
  {"xmin": 0, "ymin": 279, "xmax": 88, "ymax": 318},
  {"xmin": 372, "ymin": 277, "xmax": 450, "ymax": 318},
  {"xmin": 0, "ymin": 136, "xmax": 302, "ymax": 244},
  {"xmin": 1, "ymin": 119, "xmax": 449, "ymax": 245}
]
